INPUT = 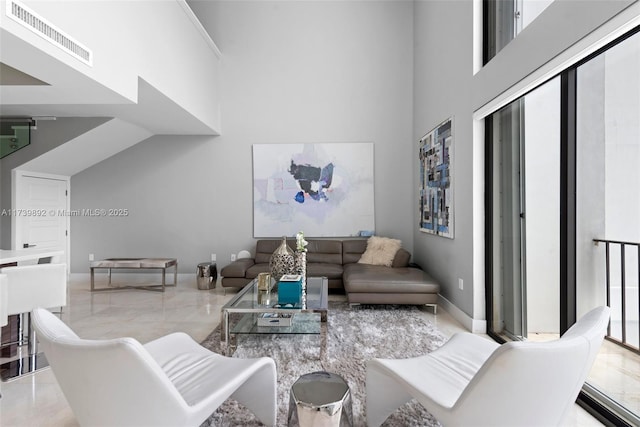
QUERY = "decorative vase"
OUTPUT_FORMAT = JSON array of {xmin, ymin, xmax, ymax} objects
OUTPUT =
[
  {"xmin": 294, "ymin": 251, "xmax": 307, "ymax": 289},
  {"xmin": 269, "ymin": 236, "xmax": 295, "ymax": 282},
  {"xmin": 257, "ymin": 272, "xmax": 271, "ymax": 291}
]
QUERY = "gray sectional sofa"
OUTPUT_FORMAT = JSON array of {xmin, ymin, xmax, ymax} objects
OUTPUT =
[{"xmin": 220, "ymin": 239, "xmax": 440, "ymax": 311}]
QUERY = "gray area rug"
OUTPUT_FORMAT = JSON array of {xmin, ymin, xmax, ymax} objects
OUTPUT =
[{"xmin": 200, "ymin": 302, "xmax": 447, "ymax": 427}]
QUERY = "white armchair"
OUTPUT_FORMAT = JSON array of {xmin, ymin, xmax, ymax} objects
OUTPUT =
[
  {"xmin": 31, "ymin": 308, "xmax": 278, "ymax": 427},
  {"xmin": 366, "ymin": 306, "xmax": 610, "ymax": 427}
]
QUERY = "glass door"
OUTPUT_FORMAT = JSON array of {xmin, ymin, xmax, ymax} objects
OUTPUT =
[
  {"xmin": 486, "ymin": 27, "xmax": 639, "ymax": 424},
  {"xmin": 575, "ymin": 29, "xmax": 640, "ymax": 424},
  {"xmin": 488, "ymin": 78, "xmax": 560, "ymax": 342},
  {"xmin": 489, "ymin": 100, "xmax": 526, "ymax": 340}
]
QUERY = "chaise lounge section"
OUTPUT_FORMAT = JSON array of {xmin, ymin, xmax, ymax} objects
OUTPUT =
[{"xmin": 220, "ymin": 238, "xmax": 440, "ymax": 311}]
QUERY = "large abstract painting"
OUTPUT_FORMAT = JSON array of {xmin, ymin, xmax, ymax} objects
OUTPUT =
[
  {"xmin": 419, "ymin": 118, "xmax": 454, "ymax": 238},
  {"xmin": 253, "ymin": 143, "xmax": 375, "ymax": 237}
]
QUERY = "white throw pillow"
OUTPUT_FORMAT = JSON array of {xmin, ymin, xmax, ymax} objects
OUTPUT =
[{"xmin": 358, "ymin": 236, "xmax": 402, "ymax": 267}]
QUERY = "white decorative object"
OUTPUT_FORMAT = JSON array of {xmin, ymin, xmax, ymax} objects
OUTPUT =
[
  {"xmin": 296, "ymin": 231, "xmax": 308, "ymax": 252},
  {"xmin": 358, "ymin": 236, "xmax": 402, "ymax": 267},
  {"xmin": 237, "ymin": 250, "xmax": 252, "ymax": 259},
  {"xmin": 294, "ymin": 231, "xmax": 308, "ymax": 288}
]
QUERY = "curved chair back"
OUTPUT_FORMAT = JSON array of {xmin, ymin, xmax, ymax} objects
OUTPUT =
[
  {"xmin": 449, "ymin": 306, "xmax": 610, "ymax": 426},
  {"xmin": 31, "ymin": 308, "xmax": 192, "ymax": 427},
  {"xmin": 0, "ymin": 263, "xmax": 67, "ymax": 315}
]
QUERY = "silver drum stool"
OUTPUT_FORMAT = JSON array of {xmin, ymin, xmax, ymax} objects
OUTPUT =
[{"xmin": 288, "ymin": 371, "xmax": 353, "ymax": 427}]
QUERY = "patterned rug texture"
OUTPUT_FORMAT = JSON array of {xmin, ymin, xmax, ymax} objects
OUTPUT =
[{"xmin": 200, "ymin": 301, "xmax": 448, "ymax": 427}]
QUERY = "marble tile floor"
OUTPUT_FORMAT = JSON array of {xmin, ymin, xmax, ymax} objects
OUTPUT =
[{"xmin": 1, "ymin": 274, "xmax": 602, "ymax": 426}]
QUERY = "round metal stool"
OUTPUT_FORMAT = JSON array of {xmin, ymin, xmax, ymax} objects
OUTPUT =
[
  {"xmin": 287, "ymin": 371, "xmax": 353, "ymax": 427},
  {"xmin": 196, "ymin": 262, "xmax": 217, "ymax": 290}
]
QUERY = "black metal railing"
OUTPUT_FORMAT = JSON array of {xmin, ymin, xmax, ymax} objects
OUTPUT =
[{"xmin": 593, "ymin": 238, "xmax": 640, "ymax": 355}]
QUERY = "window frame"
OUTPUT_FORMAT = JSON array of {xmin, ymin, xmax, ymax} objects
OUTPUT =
[{"xmin": 484, "ymin": 24, "xmax": 640, "ymax": 426}]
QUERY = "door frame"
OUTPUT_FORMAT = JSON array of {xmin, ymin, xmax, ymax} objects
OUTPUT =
[{"xmin": 12, "ymin": 169, "xmax": 70, "ymax": 267}]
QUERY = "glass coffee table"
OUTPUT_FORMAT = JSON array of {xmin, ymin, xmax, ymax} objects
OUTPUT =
[{"xmin": 221, "ymin": 276, "xmax": 328, "ymax": 355}]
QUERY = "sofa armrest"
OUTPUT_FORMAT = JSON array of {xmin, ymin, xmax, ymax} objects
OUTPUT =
[
  {"xmin": 220, "ymin": 258, "xmax": 256, "ymax": 278},
  {"xmin": 391, "ymin": 248, "xmax": 412, "ymax": 268}
]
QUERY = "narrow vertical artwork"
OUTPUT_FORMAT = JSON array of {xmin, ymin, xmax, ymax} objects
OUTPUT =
[{"xmin": 419, "ymin": 118, "xmax": 454, "ymax": 238}]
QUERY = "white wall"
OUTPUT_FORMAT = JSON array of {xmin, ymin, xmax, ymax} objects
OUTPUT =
[
  {"xmin": 70, "ymin": 1, "xmax": 415, "ymax": 274},
  {"xmin": 1, "ymin": 0, "xmax": 220, "ymax": 131},
  {"xmin": 57, "ymin": 0, "xmax": 640, "ymax": 330},
  {"xmin": 71, "ymin": 135, "xmax": 219, "ymax": 270},
  {"xmin": 413, "ymin": 0, "xmax": 476, "ymax": 320},
  {"xmin": 0, "ymin": 118, "xmax": 110, "ymax": 249},
  {"xmin": 413, "ymin": 0, "xmax": 638, "ymax": 328}
]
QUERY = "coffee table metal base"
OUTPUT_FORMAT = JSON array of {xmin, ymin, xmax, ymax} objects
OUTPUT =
[
  {"xmin": 90, "ymin": 258, "xmax": 177, "ymax": 292},
  {"xmin": 220, "ymin": 277, "xmax": 328, "ymax": 356}
]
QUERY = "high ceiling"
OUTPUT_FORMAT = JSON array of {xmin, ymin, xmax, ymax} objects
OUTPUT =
[{"xmin": 0, "ymin": 23, "xmax": 216, "ymax": 136}]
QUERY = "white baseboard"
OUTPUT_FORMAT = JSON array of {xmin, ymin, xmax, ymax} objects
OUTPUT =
[{"xmin": 438, "ymin": 294, "xmax": 487, "ymax": 334}]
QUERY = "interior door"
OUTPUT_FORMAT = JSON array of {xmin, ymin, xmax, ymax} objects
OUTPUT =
[{"xmin": 13, "ymin": 172, "xmax": 69, "ymax": 262}]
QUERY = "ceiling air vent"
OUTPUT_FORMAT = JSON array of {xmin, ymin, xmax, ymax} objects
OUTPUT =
[{"xmin": 6, "ymin": 0, "xmax": 92, "ymax": 66}]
